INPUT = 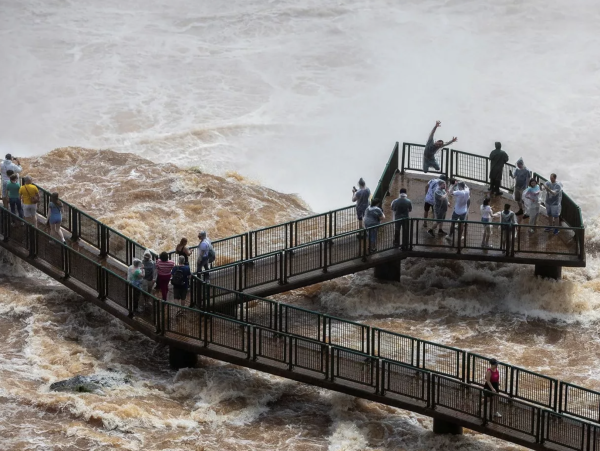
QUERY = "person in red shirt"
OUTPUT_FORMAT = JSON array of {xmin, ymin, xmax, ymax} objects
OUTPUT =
[
  {"xmin": 155, "ymin": 251, "xmax": 175, "ymax": 301},
  {"xmin": 484, "ymin": 358, "xmax": 502, "ymax": 418}
]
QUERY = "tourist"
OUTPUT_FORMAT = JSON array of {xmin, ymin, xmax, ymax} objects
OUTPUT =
[
  {"xmin": 1, "ymin": 154, "xmax": 22, "ymax": 209},
  {"xmin": 489, "ymin": 142, "xmax": 508, "ymax": 196},
  {"xmin": 523, "ymin": 179, "xmax": 541, "ymax": 233},
  {"xmin": 48, "ymin": 192, "xmax": 66, "ymax": 244},
  {"xmin": 484, "ymin": 358, "xmax": 502, "ymax": 418},
  {"xmin": 19, "ymin": 176, "xmax": 39, "ymax": 228},
  {"xmin": 541, "ymin": 173, "xmax": 563, "ymax": 235},
  {"xmin": 423, "ymin": 174, "xmax": 448, "ymax": 229},
  {"xmin": 446, "ymin": 181, "xmax": 470, "ymax": 240},
  {"xmin": 423, "ymin": 121, "xmax": 457, "ymax": 173},
  {"xmin": 363, "ymin": 198, "xmax": 385, "ymax": 253},
  {"xmin": 352, "ymin": 178, "xmax": 370, "ymax": 230},
  {"xmin": 196, "ymin": 231, "xmax": 212, "ymax": 282},
  {"xmin": 156, "ymin": 251, "xmax": 175, "ymax": 301},
  {"xmin": 391, "ymin": 188, "xmax": 412, "ymax": 249},
  {"xmin": 140, "ymin": 250, "xmax": 156, "ymax": 298},
  {"xmin": 495, "ymin": 203, "xmax": 518, "ymax": 251},
  {"xmin": 127, "ymin": 258, "xmax": 145, "ymax": 311},
  {"xmin": 509, "ymin": 158, "xmax": 530, "ymax": 216},
  {"xmin": 171, "ymin": 255, "xmax": 191, "ymax": 305},
  {"xmin": 7, "ymin": 174, "xmax": 23, "ymax": 219},
  {"xmin": 428, "ymin": 180, "xmax": 449, "ymax": 237},
  {"xmin": 480, "ymin": 198, "xmax": 494, "ymax": 248},
  {"xmin": 176, "ymin": 237, "xmax": 192, "ymax": 265}
]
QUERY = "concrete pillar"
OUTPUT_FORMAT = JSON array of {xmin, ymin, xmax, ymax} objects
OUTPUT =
[
  {"xmin": 534, "ymin": 265, "xmax": 562, "ymax": 280},
  {"xmin": 374, "ymin": 259, "xmax": 401, "ymax": 282},
  {"xmin": 433, "ymin": 418, "xmax": 463, "ymax": 435},
  {"xmin": 169, "ymin": 346, "xmax": 198, "ymax": 369}
]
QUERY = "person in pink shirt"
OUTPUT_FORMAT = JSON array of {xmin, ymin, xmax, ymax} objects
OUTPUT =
[{"xmin": 155, "ymin": 251, "xmax": 175, "ymax": 301}]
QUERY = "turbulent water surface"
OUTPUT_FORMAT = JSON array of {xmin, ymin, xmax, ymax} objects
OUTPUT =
[{"xmin": 1, "ymin": 0, "xmax": 600, "ymax": 450}]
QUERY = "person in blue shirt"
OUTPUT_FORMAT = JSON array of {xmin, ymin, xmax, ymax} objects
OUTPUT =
[{"xmin": 352, "ymin": 178, "xmax": 370, "ymax": 230}]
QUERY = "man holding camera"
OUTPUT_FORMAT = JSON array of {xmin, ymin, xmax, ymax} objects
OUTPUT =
[{"xmin": 1, "ymin": 154, "xmax": 22, "ymax": 209}]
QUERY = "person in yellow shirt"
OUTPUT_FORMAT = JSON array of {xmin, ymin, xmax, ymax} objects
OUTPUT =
[{"xmin": 19, "ymin": 176, "xmax": 39, "ymax": 227}]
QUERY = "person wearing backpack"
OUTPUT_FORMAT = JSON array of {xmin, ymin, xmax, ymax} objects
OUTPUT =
[
  {"xmin": 19, "ymin": 176, "xmax": 40, "ymax": 228},
  {"xmin": 171, "ymin": 255, "xmax": 191, "ymax": 305},
  {"xmin": 196, "ymin": 231, "xmax": 214, "ymax": 282}
]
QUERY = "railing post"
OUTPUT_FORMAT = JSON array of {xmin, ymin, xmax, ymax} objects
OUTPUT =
[
  {"xmin": 100, "ymin": 225, "xmax": 108, "ymax": 258},
  {"xmin": 71, "ymin": 208, "xmax": 79, "ymax": 241},
  {"xmin": 510, "ymin": 226, "xmax": 516, "ymax": 257},
  {"xmin": 431, "ymin": 374, "xmax": 437, "ymax": 409},
  {"xmin": 361, "ymin": 229, "xmax": 367, "ymax": 262},
  {"xmin": 28, "ymin": 225, "xmax": 37, "ymax": 258},
  {"xmin": 400, "ymin": 142, "xmax": 406, "ymax": 174},
  {"xmin": 457, "ymin": 222, "xmax": 463, "ymax": 254},
  {"xmin": 449, "ymin": 149, "xmax": 454, "ymax": 180},
  {"xmin": 281, "ymin": 251, "xmax": 288, "ymax": 285},
  {"xmin": 98, "ymin": 267, "xmax": 107, "ymax": 300}
]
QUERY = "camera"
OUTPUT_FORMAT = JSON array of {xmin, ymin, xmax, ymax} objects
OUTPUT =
[{"xmin": 352, "ymin": 186, "xmax": 357, "ymax": 191}]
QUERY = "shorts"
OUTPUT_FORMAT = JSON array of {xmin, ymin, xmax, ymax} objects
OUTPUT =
[
  {"xmin": 546, "ymin": 204, "xmax": 561, "ymax": 217},
  {"xmin": 423, "ymin": 159, "xmax": 440, "ymax": 173},
  {"xmin": 356, "ymin": 208, "xmax": 367, "ymax": 221},
  {"xmin": 514, "ymin": 187, "xmax": 524, "ymax": 202},
  {"xmin": 424, "ymin": 202, "xmax": 434, "ymax": 212},
  {"xmin": 483, "ymin": 381, "xmax": 500, "ymax": 396},
  {"xmin": 49, "ymin": 214, "xmax": 62, "ymax": 225},
  {"xmin": 1, "ymin": 181, "xmax": 8, "ymax": 198},
  {"xmin": 23, "ymin": 204, "xmax": 37, "ymax": 218},
  {"xmin": 434, "ymin": 209, "xmax": 447, "ymax": 220},
  {"xmin": 481, "ymin": 218, "xmax": 490, "ymax": 223}
]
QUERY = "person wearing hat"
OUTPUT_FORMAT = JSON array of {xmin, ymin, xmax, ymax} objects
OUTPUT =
[
  {"xmin": 1, "ymin": 154, "xmax": 22, "ymax": 209},
  {"xmin": 489, "ymin": 142, "xmax": 508, "ymax": 197},
  {"xmin": 352, "ymin": 178, "xmax": 370, "ymax": 231},
  {"xmin": 484, "ymin": 358, "xmax": 502, "ymax": 418}
]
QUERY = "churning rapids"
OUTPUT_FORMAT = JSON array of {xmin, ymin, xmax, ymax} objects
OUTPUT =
[{"xmin": 1, "ymin": 1, "xmax": 600, "ymax": 450}]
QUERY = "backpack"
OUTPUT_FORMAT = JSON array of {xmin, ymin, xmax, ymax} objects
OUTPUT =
[
  {"xmin": 171, "ymin": 266, "xmax": 186, "ymax": 286},
  {"xmin": 207, "ymin": 243, "xmax": 216, "ymax": 264}
]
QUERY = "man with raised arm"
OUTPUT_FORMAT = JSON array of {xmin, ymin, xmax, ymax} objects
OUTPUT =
[{"xmin": 423, "ymin": 121, "xmax": 457, "ymax": 173}]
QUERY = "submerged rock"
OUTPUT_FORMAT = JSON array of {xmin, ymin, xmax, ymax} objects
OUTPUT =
[{"xmin": 49, "ymin": 372, "xmax": 132, "ymax": 394}]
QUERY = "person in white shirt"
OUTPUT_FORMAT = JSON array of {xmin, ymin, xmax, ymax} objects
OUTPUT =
[
  {"xmin": 1, "ymin": 154, "xmax": 22, "ymax": 209},
  {"xmin": 480, "ymin": 198, "xmax": 494, "ymax": 248},
  {"xmin": 446, "ymin": 181, "xmax": 470, "ymax": 240},
  {"xmin": 196, "ymin": 231, "xmax": 213, "ymax": 281}
]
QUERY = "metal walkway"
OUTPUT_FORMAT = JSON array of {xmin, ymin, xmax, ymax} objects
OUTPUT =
[{"xmin": 0, "ymin": 142, "xmax": 593, "ymax": 451}]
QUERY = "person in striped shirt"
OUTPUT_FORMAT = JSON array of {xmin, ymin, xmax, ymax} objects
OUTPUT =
[{"xmin": 155, "ymin": 251, "xmax": 175, "ymax": 301}]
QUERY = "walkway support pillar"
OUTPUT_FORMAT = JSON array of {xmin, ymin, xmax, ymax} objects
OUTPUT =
[
  {"xmin": 374, "ymin": 259, "xmax": 401, "ymax": 282},
  {"xmin": 169, "ymin": 346, "xmax": 198, "ymax": 369},
  {"xmin": 534, "ymin": 265, "xmax": 562, "ymax": 280},
  {"xmin": 433, "ymin": 418, "xmax": 463, "ymax": 435}
]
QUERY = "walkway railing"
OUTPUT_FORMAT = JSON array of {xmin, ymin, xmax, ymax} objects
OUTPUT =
[
  {"xmin": 0, "ymin": 198, "xmax": 594, "ymax": 450},
  {"xmin": 191, "ymin": 278, "xmax": 600, "ymax": 427},
  {"xmin": 33, "ymin": 185, "xmax": 155, "ymax": 264}
]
